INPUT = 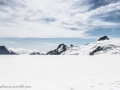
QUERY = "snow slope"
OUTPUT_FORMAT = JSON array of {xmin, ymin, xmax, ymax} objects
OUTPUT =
[
  {"xmin": 0, "ymin": 56, "xmax": 120, "ymax": 90},
  {"xmin": 62, "ymin": 38, "xmax": 120, "ymax": 55}
]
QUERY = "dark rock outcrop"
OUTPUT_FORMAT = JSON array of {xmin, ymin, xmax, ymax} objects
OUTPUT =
[
  {"xmin": 70, "ymin": 44, "xmax": 73, "ymax": 47},
  {"xmin": 98, "ymin": 36, "xmax": 109, "ymax": 41},
  {"xmin": 90, "ymin": 46, "xmax": 103, "ymax": 55},
  {"xmin": 47, "ymin": 44, "xmax": 67, "ymax": 55},
  {"xmin": 29, "ymin": 52, "xmax": 41, "ymax": 55},
  {"xmin": 0, "ymin": 46, "xmax": 17, "ymax": 55}
]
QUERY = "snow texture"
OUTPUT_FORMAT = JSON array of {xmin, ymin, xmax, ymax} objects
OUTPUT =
[
  {"xmin": 0, "ymin": 56, "xmax": 120, "ymax": 90},
  {"xmin": 62, "ymin": 38, "xmax": 120, "ymax": 55}
]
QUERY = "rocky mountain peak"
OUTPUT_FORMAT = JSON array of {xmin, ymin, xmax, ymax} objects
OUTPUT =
[
  {"xmin": 98, "ymin": 36, "xmax": 109, "ymax": 41},
  {"xmin": 47, "ymin": 43, "xmax": 67, "ymax": 55},
  {"xmin": 0, "ymin": 45, "xmax": 16, "ymax": 55}
]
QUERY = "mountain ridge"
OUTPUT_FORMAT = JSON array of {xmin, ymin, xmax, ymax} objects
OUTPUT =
[
  {"xmin": 0, "ymin": 46, "xmax": 17, "ymax": 55},
  {"xmin": 61, "ymin": 38, "xmax": 120, "ymax": 55},
  {"xmin": 1, "ymin": 36, "xmax": 120, "ymax": 55}
]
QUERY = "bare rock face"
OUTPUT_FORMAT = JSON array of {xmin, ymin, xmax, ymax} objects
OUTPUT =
[
  {"xmin": 90, "ymin": 46, "xmax": 103, "ymax": 55},
  {"xmin": 0, "ymin": 46, "xmax": 17, "ymax": 55},
  {"xmin": 70, "ymin": 44, "xmax": 73, "ymax": 47},
  {"xmin": 29, "ymin": 52, "xmax": 41, "ymax": 55},
  {"xmin": 47, "ymin": 44, "xmax": 67, "ymax": 55},
  {"xmin": 98, "ymin": 36, "xmax": 109, "ymax": 41}
]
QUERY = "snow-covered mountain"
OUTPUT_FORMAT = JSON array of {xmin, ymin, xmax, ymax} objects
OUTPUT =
[
  {"xmin": 46, "ymin": 36, "xmax": 120, "ymax": 55},
  {"xmin": 47, "ymin": 44, "xmax": 68, "ymax": 55},
  {"xmin": 0, "ymin": 46, "xmax": 45, "ymax": 55},
  {"xmin": 1, "ymin": 36, "xmax": 120, "ymax": 55},
  {"xmin": 0, "ymin": 46, "xmax": 17, "ymax": 55},
  {"xmin": 61, "ymin": 37, "xmax": 120, "ymax": 55}
]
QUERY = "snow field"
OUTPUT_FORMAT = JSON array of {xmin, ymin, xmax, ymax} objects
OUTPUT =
[{"xmin": 0, "ymin": 56, "xmax": 120, "ymax": 90}]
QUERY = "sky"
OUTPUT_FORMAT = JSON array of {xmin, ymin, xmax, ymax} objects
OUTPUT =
[{"xmin": 0, "ymin": 0, "xmax": 120, "ymax": 52}]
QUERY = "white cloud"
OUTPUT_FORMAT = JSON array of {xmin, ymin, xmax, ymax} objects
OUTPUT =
[
  {"xmin": 34, "ymin": 42, "xmax": 58, "ymax": 46},
  {"xmin": 0, "ymin": 0, "xmax": 120, "ymax": 38},
  {"xmin": 70, "ymin": 1, "xmax": 120, "ymax": 27},
  {"xmin": 8, "ymin": 47, "xmax": 41, "ymax": 55},
  {"xmin": 0, "ymin": 21, "xmax": 85, "ymax": 38}
]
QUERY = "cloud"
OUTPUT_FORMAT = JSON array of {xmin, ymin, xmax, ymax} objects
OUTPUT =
[
  {"xmin": 0, "ymin": 0, "xmax": 120, "ymax": 38},
  {"xmin": 0, "ymin": 0, "xmax": 25, "ymax": 7},
  {"xmin": 89, "ymin": 0, "xmax": 119, "ymax": 10},
  {"xmin": 8, "ymin": 47, "xmax": 41, "ymax": 54},
  {"xmin": 0, "ymin": 21, "xmax": 85, "ymax": 38},
  {"xmin": 34, "ymin": 42, "xmax": 58, "ymax": 46}
]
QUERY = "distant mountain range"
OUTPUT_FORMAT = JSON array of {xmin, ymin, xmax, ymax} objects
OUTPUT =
[
  {"xmin": 0, "ymin": 36, "xmax": 120, "ymax": 55},
  {"xmin": 0, "ymin": 46, "xmax": 45, "ymax": 55},
  {"xmin": 0, "ymin": 46, "xmax": 17, "ymax": 55},
  {"xmin": 61, "ymin": 36, "xmax": 120, "ymax": 55},
  {"xmin": 45, "ymin": 36, "xmax": 120, "ymax": 55}
]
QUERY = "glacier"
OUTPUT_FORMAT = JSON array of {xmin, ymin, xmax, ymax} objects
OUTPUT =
[{"xmin": 0, "ymin": 56, "xmax": 120, "ymax": 90}]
